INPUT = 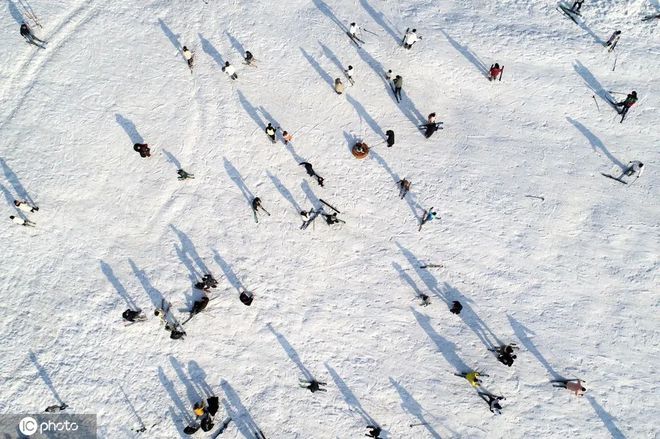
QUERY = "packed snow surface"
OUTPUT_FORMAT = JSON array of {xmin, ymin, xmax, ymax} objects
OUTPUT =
[{"xmin": 1, "ymin": 0, "xmax": 658, "ymax": 437}]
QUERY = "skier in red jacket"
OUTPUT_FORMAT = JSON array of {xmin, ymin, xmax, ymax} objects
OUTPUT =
[{"xmin": 489, "ymin": 63, "xmax": 503, "ymax": 81}]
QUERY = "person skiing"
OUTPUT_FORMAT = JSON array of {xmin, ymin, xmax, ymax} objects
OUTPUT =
[
  {"xmin": 177, "ymin": 169, "xmax": 194, "ymax": 180},
  {"xmin": 552, "ymin": 378, "xmax": 586, "ymax": 396},
  {"xmin": 265, "ymin": 123, "xmax": 277, "ymax": 143},
  {"xmin": 489, "ymin": 63, "xmax": 503, "ymax": 81},
  {"xmin": 251, "ymin": 196, "xmax": 271, "ymax": 220},
  {"xmin": 385, "ymin": 69, "xmax": 393, "ymax": 81},
  {"xmin": 495, "ymin": 344, "xmax": 517, "ymax": 367},
  {"xmin": 393, "ymin": 75, "xmax": 403, "ymax": 101},
  {"xmin": 615, "ymin": 91, "xmax": 637, "ymax": 119},
  {"xmin": 464, "ymin": 371, "xmax": 482, "ymax": 388},
  {"xmin": 281, "ymin": 130, "xmax": 293, "ymax": 145},
  {"xmin": 299, "ymin": 379, "xmax": 327, "ymax": 393},
  {"xmin": 122, "ymin": 309, "xmax": 145, "ymax": 323},
  {"xmin": 239, "ymin": 289, "xmax": 254, "ymax": 306},
  {"xmin": 570, "ymin": 0, "xmax": 584, "ymax": 13},
  {"xmin": 397, "ymin": 179, "xmax": 411, "ymax": 199},
  {"xmin": 478, "ymin": 391, "xmax": 505, "ymax": 414},
  {"xmin": 349, "ymin": 22, "xmax": 362, "ymax": 41},
  {"xmin": 190, "ymin": 295, "xmax": 210, "ymax": 315},
  {"xmin": 299, "ymin": 162, "xmax": 324, "ymax": 187},
  {"xmin": 14, "ymin": 200, "xmax": 39, "ymax": 213},
  {"xmin": 386, "ymin": 130, "xmax": 395, "ymax": 147},
  {"xmin": 45, "ymin": 403, "xmax": 68, "ymax": 412},
  {"xmin": 244, "ymin": 50, "xmax": 255, "ymax": 66},
  {"xmin": 322, "ymin": 212, "xmax": 342, "ymax": 225},
  {"xmin": 344, "ymin": 65, "xmax": 355, "ymax": 86},
  {"xmin": 182, "ymin": 46, "xmax": 194, "ymax": 71},
  {"xmin": 424, "ymin": 122, "xmax": 440, "ymax": 138},
  {"xmin": 402, "ymin": 28, "xmax": 420, "ymax": 49},
  {"xmin": 366, "ymin": 425, "xmax": 383, "ymax": 438},
  {"xmin": 334, "ymin": 78, "xmax": 345, "ymax": 95},
  {"xmin": 605, "ymin": 30, "xmax": 621, "ymax": 50},
  {"xmin": 450, "ymin": 300, "xmax": 463, "ymax": 314},
  {"xmin": 133, "ymin": 143, "xmax": 150, "ymax": 158},
  {"xmin": 10, "ymin": 215, "xmax": 35, "ymax": 227},
  {"xmin": 20, "ymin": 22, "xmax": 46, "ymax": 48},
  {"xmin": 619, "ymin": 160, "xmax": 643, "ymax": 180},
  {"xmin": 222, "ymin": 61, "xmax": 238, "ymax": 80}
]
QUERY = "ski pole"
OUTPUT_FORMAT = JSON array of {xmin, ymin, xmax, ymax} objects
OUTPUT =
[
  {"xmin": 409, "ymin": 422, "xmax": 428, "ymax": 427},
  {"xmin": 363, "ymin": 28, "xmax": 379, "ymax": 36},
  {"xmin": 592, "ymin": 95, "xmax": 600, "ymax": 112},
  {"xmin": 607, "ymin": 90, "xmax": 627, "ymax": 95},
  {"xmin": 612, "ymin": 55, "xmax": 617, "ymax": 72}
]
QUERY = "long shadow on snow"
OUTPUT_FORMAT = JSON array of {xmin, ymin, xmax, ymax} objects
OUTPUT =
[
  {"xmin": 300, "ymin": 179, "xmax": 321, "ymax": 209},
  {"xmin": 158, "ymin": 366, "xmax": 194, "ymax": 434},
  {"xmin": 158, "ymin": 19, "xmax": 182, "ymax": 55},
  {"xmin": 267, "ymin": 171, "xmax": 303, "ymax": 214},
  {"xmin": 389, "ymin": 378, "xmax": 443, "ymax": 439},
  {"xmin": 400, "ymin": 89, "xmax": 426, "ymax": 127},
  {"xmin": 100, "ymin": 261, "xmax": 139, "ymax": 310},
  {"xmin": 325, "ymin": 363, "xmax": 378, "ymax": 426},
  {"xmin": 221, "ymin": 379, "xmax": 262, "ymax": 437},
  {"xmin": 119, "ymin": 386, "xmax": 147, "ymax": 434},
  {"xmin": 346, "ymin": 94, "xmax": 386, "ymax": 139},
  {"xmin": 162, "ymin": 149, "xmax": 182, "ymax": 170},
  {"xmin": 312, "ymin": 0, "xmax": 349, "ymax": 33},
  {"xmin": 128, "ymin": 258, "xmax": 164, "ymax": 310},
  {"xmin": 586, "ymin": 395, "xmax": 626, "ymax": 439},
  {"xmin": 507, "ymin": 314, "xmax": 563, "ymax": 380},
  {"xmin": 371, "ymin": 151, "xmax": 420, "ymax": 221},
  {"xmin": 319, "ymin": 43, "xmax": 346, "ymax": 77},
  {"xmin": 7, "ymin": 0, "xmax": 23, "ymax": 24},
  {"xmin": 188, "ymin": 360, "xmax": 214, "ymax": 398},
  {"xmin": 0, "ymin": 157, "xmax": 36, "ymax": 205},
  {"xmin": 237, "ymin": 90, "xmax": 266, "ymax": 130},
  {"xmin": 212, "ymin": 248, "xmax": 244, "ymax": 292},
  {"xmin": 412, "ymin": 308, "xmax": 470, "ymax": 373},
  {"xmin": 115, "ymin": 113, "xmax": 144, "ymax": 144},
  {"xmin": 359, "ymin": 0, "xmax": 401, "ymax": 44},
  {"xmin": 566, "ymin": 118, "xmax": 625, "ymax": 169},
  {"xmin": 266, "ymin": 323, "xmax": 315, "ymax": 382},
  {"xmin": 441, "ymin": 30, "xmax": 488, "ymax": 75},
  {"xmin": 169, "ymin": 356, "xmax": 201, "ymax": 407},
  {"xmin": 29, "ymin": 350, "xmax": 65, "ymax": 406},
  {"xmin": 0, "ymin": 183, "xmax": 15, "ymax": 208},
  {"xmin": 225, "ymin": 31, "xmax": 246, "ymax": 56},
  {"xmin": 170, "ymin": 225, "xmax": 209, "ymax": 282},
  {"xmin": 573, "ymin": 60, "xmax": 616, "ymax": 108},
  {"xmin": 300, "ymin": 47, "xmax": 334, "ymax": 89},
  {"xmin": 223, "ymin": 157, "xmax": 254, "ymax": 206},
  {"xmin": 199, "ymin": 33, "xmax": 225, "ymax": 68},
  {"xmin": 392, "ymin": 261, "xmax": 425, "ymax": 300},
  {"xmin": 575, "ymin": 19, "xmax": 605, "ymax": 45},
  {"xmin": 442, "ymin": 282, "xmax": 503, "ymax": 351}
]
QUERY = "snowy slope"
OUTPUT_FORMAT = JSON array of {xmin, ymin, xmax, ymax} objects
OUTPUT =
[{"xmin": 0, "ymin": 0, "xmax": 658, "ymax": 438}]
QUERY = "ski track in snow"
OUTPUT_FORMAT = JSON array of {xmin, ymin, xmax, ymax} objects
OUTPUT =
[{"xmin": 0, "ymin": 0, "xmax": 658, "ymax": 438}]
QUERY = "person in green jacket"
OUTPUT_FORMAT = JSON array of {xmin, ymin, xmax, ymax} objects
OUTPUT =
[{"xmin": 615, "ymin": 91, "xmax": 638, "ymax": 119}]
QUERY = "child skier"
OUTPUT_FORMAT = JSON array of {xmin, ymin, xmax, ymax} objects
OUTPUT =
[
  {"xmin": 281, "ymin": 130, "xmax": 293, "ymax": 145},
  {"xmin": 605, "ymin": 30, "xmax": 621, "ymax": 51},
  {"xmin": 244, "ymin": 50, "xmax": 255, "ymax": 66},
  {"xmin": 222, "ymin": 61, "xmax": 238, "ymax": 80},
  {"xmin": 344, "ymin": 65, "xmax": 355, "ymax": 86},
  {"xmin": 489, "ymin": 63, "xmax": 503, "ymax": 81}
]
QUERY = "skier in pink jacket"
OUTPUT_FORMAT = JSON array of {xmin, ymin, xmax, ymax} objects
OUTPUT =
[{"xmin": 552, "ymin": 378, "xmax": 586, "ymax": 396}]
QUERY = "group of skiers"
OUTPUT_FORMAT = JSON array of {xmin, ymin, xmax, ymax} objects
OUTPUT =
[{"xmin": 9, "ymin": 199, "xmax": 38, "ymax": 227}]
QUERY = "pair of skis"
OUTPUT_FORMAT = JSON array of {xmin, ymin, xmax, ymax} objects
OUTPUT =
[
  {"xmin": 556, "ymin": 3, "xmax": 581, "ymax": 24},
  {"xmin": 346, "ymin": 32, "xmax": 364, "ymax": 48},
  {"xmin": 600, "ymin": 173, "xmax": 627, "ymax": 184}
]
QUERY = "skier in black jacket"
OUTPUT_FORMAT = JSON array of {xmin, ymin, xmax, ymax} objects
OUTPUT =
[{"xmin": 299, "ymin": 162, "xmax": 324, "ymax": 187}]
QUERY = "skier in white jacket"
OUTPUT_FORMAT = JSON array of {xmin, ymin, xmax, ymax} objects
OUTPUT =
[
  {"xmin": 182, "ymin": 46, "xmax": 194, "ymax": 70},
  {"xmin": 621, "ymin": 161, "xmax": 644, "ymax": 180},
  {"xmin": 403, "ymin": 29, "xmax": 420, "ymax": 49},
  {"xmin": 222, "ymin": 61, "xmax": 237, "ymax": 80},
  {"xmin": 349, "ymin": 22, "xmax": 362, "ymax": 41},
  {"xmin": 10, "ymin": 215, "xmax": 35, "ymax": 226},
  {"xmin": 14, "ymin": 200, "xmax": 39, "ymax": 213}
]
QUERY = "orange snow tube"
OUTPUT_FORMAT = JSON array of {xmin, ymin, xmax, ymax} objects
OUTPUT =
[{"xmin": 351, "ymin": 142, "xmax": 369, "ymax": 159}]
